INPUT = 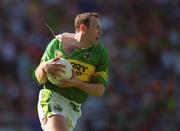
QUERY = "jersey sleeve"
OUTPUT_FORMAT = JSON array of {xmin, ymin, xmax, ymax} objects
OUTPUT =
[
  {"xmin": 41, "ymin": 38, "xmax": 60, "ymax": 62},
  {"xmin": 92, "ymin": 45, "xmax": 110, "ymax": 87},
  {"xmin": 32, "ymin": 38, "xmax": 60, "ymax": 84}
]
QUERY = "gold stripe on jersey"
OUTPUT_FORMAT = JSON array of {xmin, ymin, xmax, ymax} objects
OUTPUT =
[
  {"xmin": 68, "ymin": 59, "xmax": 95, "ymax": 82},
  {"xmin": 94, "ymin": 71, "xmax": 108, "ymax": 81}
]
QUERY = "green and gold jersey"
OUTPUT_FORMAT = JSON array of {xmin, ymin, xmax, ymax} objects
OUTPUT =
[{"xmin": 39, "ymin": 37, "xmax": 109, "ymax": 103}]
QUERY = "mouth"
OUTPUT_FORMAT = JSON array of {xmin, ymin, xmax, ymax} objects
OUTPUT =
[
  {"xmin": 96, "ymin": 36, "xmax": 100, "ymax": 40},
  {"xmin": 95, "ymin": 38, "xmax": 99, "ymax": 41}
]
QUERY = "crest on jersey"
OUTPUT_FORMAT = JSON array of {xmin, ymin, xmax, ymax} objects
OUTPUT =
[
  {"xmin": 53, "ymin": 104, "xmax": 63, "ymax": 112},
  {"xmin": 84, "ymin": 52, "xmax": 92, "ymax": 60}
]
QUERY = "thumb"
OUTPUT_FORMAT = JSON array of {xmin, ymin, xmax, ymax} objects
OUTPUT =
[
  {"xmin": 71, "ymin": 70, "xmax": 77, "ymax": 78},
  {"xmin": 52, "ymin": 57, "xmax": 60, "ymax": 62}
]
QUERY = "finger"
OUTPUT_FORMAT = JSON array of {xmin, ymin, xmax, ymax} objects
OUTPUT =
[
  {"xmin": 57, "ymin": 82, "xmax": 66, "ymax": 88},
  {"xmin": 55, "ymin": 63, "xmax": 66, "ymax": 68},
  {"xmin": 61, "ymin": 79, "xmax": 70, "ymax": 84},
  {"xmin": 54, "ymin": 68, "xmax": 65, "ymax": 73},
  {"xmin": 71, "ymin": 70, "xmax": 76, "ymax": 78},
  {"xmin": 51, "ymin": 63, "xmax": 66, "ymax": 68},
  {"xmin": 47, "ymin": 73, "xmax": 57, "ymax": 79},
  {"xmin": 52, "ymin": 57, "xmax": 60, "ymax": 62},
  {"xmin": 46, "ymin": 69, "xmax": 52, "ymax": 74},
  {"xmin": 47, "ymin": 67, "xmax": 65, "ymax": 77},
  {"xmin": 59, "ymin": 80, "xmax": 68, "ymax": 85},
  {"xmin": 48, "ymin": 64, "xmax": 65, "ymax": 71},
  {"xmin": 47, "ymin": 70, "xmax": 55, "ymax": 77},
  {"xmin": 53, "ymin": 67, "xmax": 65, "ymax": 73}
]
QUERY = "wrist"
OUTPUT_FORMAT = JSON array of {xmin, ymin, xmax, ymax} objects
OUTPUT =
[
  {"xmin": 75, "ymin": 80, "xmax": 84, "ymax": 89},
  {"xmin": 40, "ymin": 61, "xmax": 48, "ymax": 72}
]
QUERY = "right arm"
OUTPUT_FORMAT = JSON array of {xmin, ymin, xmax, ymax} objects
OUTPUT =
[
  {"xmin": 35, "ymin": 62, "xmax": 48, "ymax": 84},
  {"xmin": 35, "ymin": 58, "xmax": 65, "ymax": 84},
  {"xmin": 34, "ymin": 38, "xmax": 63, "ymax": 84}
]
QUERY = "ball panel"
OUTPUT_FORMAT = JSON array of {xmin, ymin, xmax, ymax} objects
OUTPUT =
[{"xmin": 47, "ymin": 58, "xmax": 73, "ymax": 85}]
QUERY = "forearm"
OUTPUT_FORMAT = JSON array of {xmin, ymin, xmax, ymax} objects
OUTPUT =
[
  {"xmin": 35, "ymin": 62, "xmax": 48, "ymax": 84},
  {"xmin": 76, "ymin": 81, "xmax": 105, "ymax": 96}
]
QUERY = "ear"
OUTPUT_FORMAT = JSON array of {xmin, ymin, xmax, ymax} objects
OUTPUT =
[{"xmin": 80, "ymin": 24, "xmax": 87, "ymax": 32}]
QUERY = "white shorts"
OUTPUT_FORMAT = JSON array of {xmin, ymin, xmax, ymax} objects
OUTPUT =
[{"xmin": 37, "ymin": 89, "xmax": 81, "ymax": 131}]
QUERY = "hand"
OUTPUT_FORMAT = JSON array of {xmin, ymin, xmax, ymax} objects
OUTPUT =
[
  {"xmin": 43, "ymin": 57, "xmax": 65, "ymax": 78},
  {"xmin": 57, "ymin": 71, "xmax": 80, "ymax": 88}
]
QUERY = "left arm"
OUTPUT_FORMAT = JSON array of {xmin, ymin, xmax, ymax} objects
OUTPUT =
[
  {"xmin": 75, "ymin": 81, "xmax": 105, "ymax": 96},
  {"xmin": 59, "ymin": 44, "xmax": 109, "ymax": 97},
  {"xmin": 58, "ymin": 75, "xmax": 105, "ymax": 96}
]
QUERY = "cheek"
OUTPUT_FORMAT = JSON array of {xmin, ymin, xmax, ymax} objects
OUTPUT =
[
  {"xmin": 87, "ymin": 29, "xmax": 97, "ymax": 40},
  {"xmin": 92, "ymin": 29, "xmax": 98, "ymax": 36},
  {"xmin": 89, "ymin": 28, "xmax": 97, "ymax": 33},
  {"xmin": 91, "ymin": 32, "xmax": 97, "ymax": 39}
]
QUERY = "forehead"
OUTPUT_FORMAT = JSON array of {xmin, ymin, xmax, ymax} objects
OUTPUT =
[{"xmin": 89, "ymin": 17, "xmax": 101, "ymax": 27}]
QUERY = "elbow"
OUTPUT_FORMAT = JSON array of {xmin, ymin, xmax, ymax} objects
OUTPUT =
[
  {"xmin": 95, "ymin": 86, "xmax": 105, "ymax": 97},
  {"xmin": 36, "ymin": 74, "xmax": 47, "ymax": 84},
  {"xmin": 97, "ymin": 91, "xmax": 104, "ymax": 97},
  {"xmin": 37, "ymin": 78, "xmax": 47, "ymax": 84},
  {"xmin": 35, "ymin": 70, "xmax": 47, "ymax": 84}
]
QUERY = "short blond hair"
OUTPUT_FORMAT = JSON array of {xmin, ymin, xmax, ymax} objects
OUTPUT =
[{"xmin": 74, "ymin": 12, "xmax": 99, "ymax": 32}]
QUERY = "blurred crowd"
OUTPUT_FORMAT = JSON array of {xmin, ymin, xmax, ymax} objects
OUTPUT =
[{"xmin": 0, "ymin": 0, "xmax": 180, "ymax": 131}]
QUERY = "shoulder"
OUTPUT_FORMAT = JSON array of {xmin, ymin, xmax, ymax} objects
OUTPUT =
[
  {"xmin": 94, "ymin": 41, "xmax": 109, "ymax": 55},
  {"xmin": 55, "ymin": 33, "xmax": 76, "ymax": 44},
  {"xmin": 92, "ymin": 42, "xmax": 109, "ymax": 65},
  {"xmin": 46, "ymin": 37, "xmax": 60, "ymax": 49}
]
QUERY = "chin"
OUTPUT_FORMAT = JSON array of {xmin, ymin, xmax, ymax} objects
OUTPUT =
[
  {"xmin": 93, "ymin": 40, "xmax": 98, "ymax": 44},
  {"xmin": 95, "ymin": 39, "xmax": 99, "ymax": 42}
]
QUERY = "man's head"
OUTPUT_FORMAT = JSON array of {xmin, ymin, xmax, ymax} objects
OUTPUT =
[{"xmin": 74, "ymin": 12, "xmax": 102, "ymax": 44}]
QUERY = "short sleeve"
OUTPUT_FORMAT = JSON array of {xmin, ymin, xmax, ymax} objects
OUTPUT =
[
  {"xmin": 32, "ymin": 38, "xmax": 60, "ymax": 85},
  {"xmin": 92, "ymin": 46, "xmax": 110, "ymax": 87},
  {"xmin": 41, "ymin": 38, "xmax": 60, "ymax": 62}
]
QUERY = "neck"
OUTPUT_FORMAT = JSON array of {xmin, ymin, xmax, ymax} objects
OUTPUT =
[{"xmin": 74, "ymin": 32, "xmax": 91, "ymax": 48}]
